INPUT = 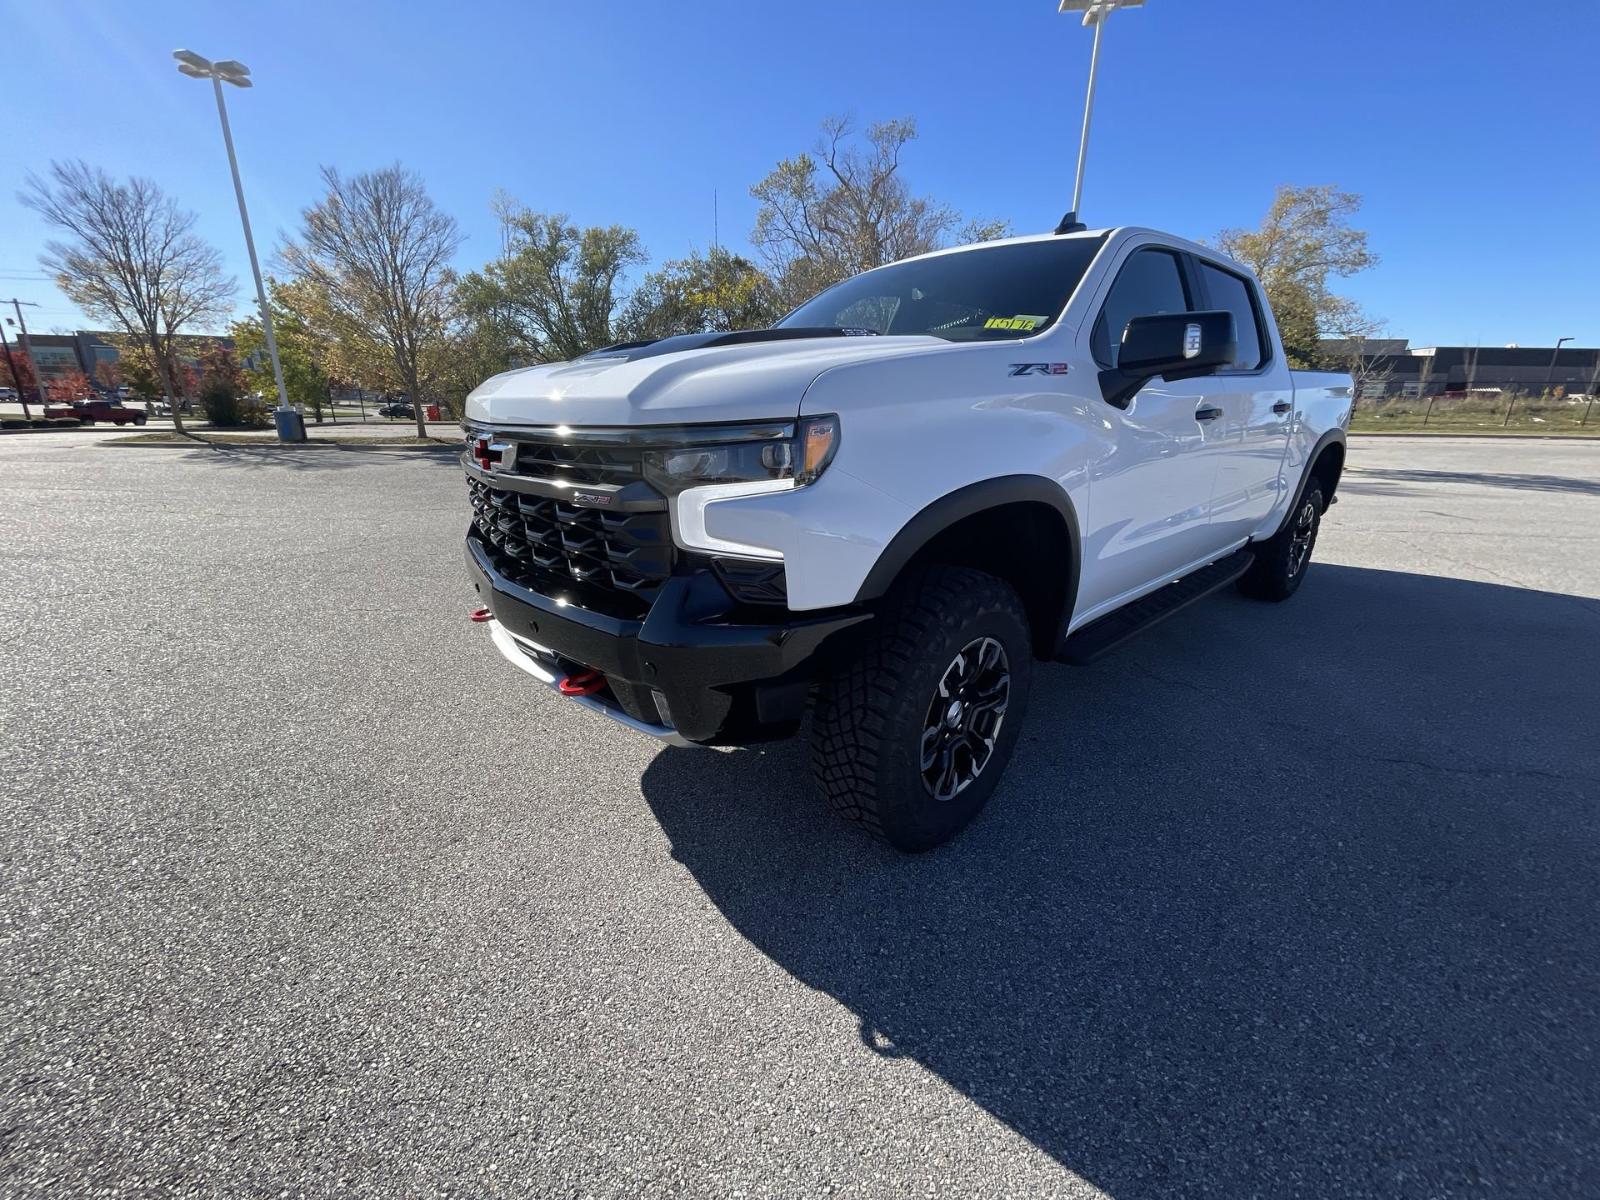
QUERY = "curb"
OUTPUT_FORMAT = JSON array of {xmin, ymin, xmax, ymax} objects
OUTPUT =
[
  {"xmin": 102, "ymin": 438, "xmax": 462, "ymax": 453},
  {"xmin": 1349, "ymin": 430, "xmax": 1600, "ymax": 442}
]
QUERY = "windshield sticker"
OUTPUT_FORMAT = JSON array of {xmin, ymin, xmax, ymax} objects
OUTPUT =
[{"xmin": 983, "ymin": 315, "xmax": 1048, "ymax": 332}]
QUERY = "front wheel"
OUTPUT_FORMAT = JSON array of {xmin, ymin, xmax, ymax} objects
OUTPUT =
[
  {"xmin": 1239, "ymin": 486, "xmax": 1323, "ymax": 601},
  {"xmin": 811, "ymin": 565, "xmax": 1032, "ymax": 852}
]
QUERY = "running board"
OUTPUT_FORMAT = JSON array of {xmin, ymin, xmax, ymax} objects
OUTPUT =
[{"xmin": 1058, "ymin": 549, "xmax": 1255, "ymax": 665}]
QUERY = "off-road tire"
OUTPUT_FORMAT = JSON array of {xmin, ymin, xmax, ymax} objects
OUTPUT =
[
  {"xmin": 811, "ymin": 565, "xmax": 1032, "ymax": 852},
  {"xmin": 1239, "ymin": 485, "xmax": 1323, "ymax": 602}
]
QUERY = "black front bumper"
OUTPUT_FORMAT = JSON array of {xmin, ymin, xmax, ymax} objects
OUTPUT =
[{"xmin": 465, "ymin": 531, "xmax": 870, "ymax": 744}]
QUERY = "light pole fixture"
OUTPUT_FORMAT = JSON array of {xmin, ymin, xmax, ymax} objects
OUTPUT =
[
  {"xmin": 1055, "ymin": 0, "xmax": 1146, "ymax": 233},
  {"xmin": 173, "ymin": 49, "xmax": 300, "ymax": 441}
]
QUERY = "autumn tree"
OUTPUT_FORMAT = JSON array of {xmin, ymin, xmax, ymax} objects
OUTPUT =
[
  {"xmin": 616, "ymin": 247, "xmax": 783, "ymax": 341},
  {"xmin": 47, "ymin": 367, "xmax": 94, "ymax": 402},
  {"xmin": 281, "ymin": 164, "xmax": 461, "ymax": 436},
  {"xmin": 22, "ymin": 161, "xmax": 234, "ymax": 433},
  {"xmin": 92, "ymin": 358, "xmax": 121, "ymax": 393},
  {"xmin": 1215, "ymin": 185, "xmax": 1379, "ymax": 368},
  {"xmin": 2, "ymin": 347, "xmax": 38, "ymax": 414},
  {"xmin": 750, "ymin": 117, "xmax": 1009, "ymax": 309},
  {"xmin": 456, "ymin": 200, "xmax": 646, "ymax": 363},
  {"xmin": 108, "ymin": 342, "xmax": 161, "ymax": 401}
]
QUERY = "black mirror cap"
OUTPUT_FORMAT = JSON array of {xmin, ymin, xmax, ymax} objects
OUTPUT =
[{"xmin": 1118, "ymin": 310, "xmax": 1238, "ymax": 378}]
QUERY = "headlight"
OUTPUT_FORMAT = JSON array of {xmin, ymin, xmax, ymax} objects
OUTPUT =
[{"xmin": 642, "ymin": 415, "xmax": 840, "ymax": 497}]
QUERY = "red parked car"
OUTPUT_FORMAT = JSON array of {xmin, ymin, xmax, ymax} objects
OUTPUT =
[{"xmin": 43, "ymin": 399, "xmax": 148, "ymax": 426}]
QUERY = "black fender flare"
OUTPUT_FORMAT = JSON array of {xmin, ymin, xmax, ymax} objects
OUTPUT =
[
  {"xmin": 1273, "ymin": 429, "xmax": 1347, "ymax": 537},
  {"xmin": 854, "ymin": 474, "xmax": 1083, "ymax": 644}
]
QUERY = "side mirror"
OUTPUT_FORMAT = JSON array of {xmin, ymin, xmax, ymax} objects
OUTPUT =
[{"xmin": 1100, "ymin": 310, "xmax": 1238, "ymax": 408}]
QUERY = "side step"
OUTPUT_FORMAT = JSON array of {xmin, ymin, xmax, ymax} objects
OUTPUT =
[{"xmin": 1058, "ymin": 549, "xmax": 1255, "ymax": 665}]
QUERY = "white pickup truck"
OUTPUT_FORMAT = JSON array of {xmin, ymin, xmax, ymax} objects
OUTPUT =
[{"xmin": 462, "ymin": 226, "xmax": 1352, "ymax": 850}]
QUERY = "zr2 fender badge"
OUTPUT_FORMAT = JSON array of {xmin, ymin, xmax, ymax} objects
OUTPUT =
[{"xmin": 1008, "ymin": 363, "xmax": 1071, "ymax": 377}]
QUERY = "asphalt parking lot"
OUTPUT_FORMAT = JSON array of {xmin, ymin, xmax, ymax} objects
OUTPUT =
[{"xmin": 3, "ymin": 433, "xmax": 1598, "ymax": 1198}]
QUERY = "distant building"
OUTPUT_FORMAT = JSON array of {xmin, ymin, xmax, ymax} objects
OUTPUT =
[
  {"xmin": 0, "ymin": 329, "xmax": 234, "ymax": 393},
  {"xmin": 1318, "ymin": 340, "xmax": 1600, "ymax": 401},
  {"xmin": 18, "ymin": 334, "xmax": 82, "ymax": 383}
]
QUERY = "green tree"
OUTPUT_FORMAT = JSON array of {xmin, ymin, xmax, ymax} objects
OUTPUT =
[
  {"xmin": 617, "ymin": 247, "xmax": 783, "ymax": 341},
  {"xmin": 231, "ymin": 279, "xmax": 336, "ymax": 420},
  {"xmin": 1215, "ymin": 184, "xmax": 1379, "ymax": 368},
  {"xmin": 457, "ymin": 200, "xmax": 646, "ymax": 363},
  {"xmin": 750, "ymin": 116, "xmax": 1009, "ymax": 309}
]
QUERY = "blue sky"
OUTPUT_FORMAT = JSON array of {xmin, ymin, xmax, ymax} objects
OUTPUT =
[{"xmin": 4, "ymin": 0, "xmax": 1596, "ymax": 350}]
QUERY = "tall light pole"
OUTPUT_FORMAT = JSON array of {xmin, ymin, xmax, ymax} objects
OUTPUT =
[
  {"xmin": 173, "ymin": 49, "xmax": 300, "ymax": 442},
  {"xmin": 1055, "ymin": 0, "xmax": 1146, "ymax": 232},
  {"xmin": 1507, "ymin": 335, "xmax": 1572, "ymax": 427}
]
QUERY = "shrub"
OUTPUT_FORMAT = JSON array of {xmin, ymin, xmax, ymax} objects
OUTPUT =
[
  {"xmin": 199, "ymin": 381, "xmax": 269, "ymax": 428},
  {"xmin": 1, "ymin": 418, "xmax": 27, "ymax": 429}
]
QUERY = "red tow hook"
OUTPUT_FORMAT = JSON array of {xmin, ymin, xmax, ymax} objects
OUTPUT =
[
  {"xmin": 469, "ymin": 605, "xmax": 492, "ymax": 623},
  {"xmin": 558, "ymin": 670, "xmax": 607, "ymax": 697}
]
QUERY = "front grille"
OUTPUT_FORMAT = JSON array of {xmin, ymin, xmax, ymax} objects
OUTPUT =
[
  {"xmin": 467, "ymin": 476, "xmax": 672, "ymax": 618},
  {"xmin": 510, "ymin": 442, "xmax": 641, "ymax": 486}
]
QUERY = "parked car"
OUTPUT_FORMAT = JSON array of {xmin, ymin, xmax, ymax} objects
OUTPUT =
[
  {"xmin": 44, "ymin": 399, "xmax": 148, "ymax": 426},
  {"xmin": 460, "ymin": 224, "xmax": 1352, "ymax": 850},
  {"xmin": 377, "ymin": 401, "xmax": 415, "ymax": 419}
]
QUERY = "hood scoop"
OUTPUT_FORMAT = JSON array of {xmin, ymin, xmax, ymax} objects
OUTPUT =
[{"xmin": 580, "ymin": 326, "xmax": 878, "ymax": 364}]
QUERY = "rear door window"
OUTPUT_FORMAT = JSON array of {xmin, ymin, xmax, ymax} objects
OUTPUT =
[{"xmin": 1197, "ymin": 262, "xmax": 1266, "ymax": 370}]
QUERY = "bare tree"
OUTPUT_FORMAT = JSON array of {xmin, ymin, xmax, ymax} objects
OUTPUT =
[
  {"xmin": 22, "ymin": 161, "xmax": 234, "ymax": 434},
  {"xmin": 1321, "ymin": 302, "xmax": 1393, "ymax": 406},
  {"xmin": 751, "ymin": 117, "xmax": 1009, "ymax": 309},
  {"xmin": 281, "ymin": 165, "xmax": 461, "ymax": 437}
]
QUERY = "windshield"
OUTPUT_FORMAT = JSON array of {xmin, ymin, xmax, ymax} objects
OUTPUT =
[{"xmin": 777, "ymin": 236, "xmax": 1104, "ymax": 341}]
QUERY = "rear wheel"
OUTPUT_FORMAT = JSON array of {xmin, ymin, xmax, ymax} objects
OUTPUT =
[
  {"xmin": 811, "ymin": 565, "xmax": 1032, "ymax": 852},
  {"xmin": 1239, "ymin": 486, "xmax": 1323, "ymax": 601}
]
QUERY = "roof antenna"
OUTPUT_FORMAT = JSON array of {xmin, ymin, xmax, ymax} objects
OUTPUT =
[{"xmin": 1055, "ymin": 210, "xmax": 1087, "ymax": 234}]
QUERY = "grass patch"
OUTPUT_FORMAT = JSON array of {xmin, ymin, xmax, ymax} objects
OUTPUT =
[{"xmin": 1351, "ymin": 395, "xmax": 1600, "ymax": 436}]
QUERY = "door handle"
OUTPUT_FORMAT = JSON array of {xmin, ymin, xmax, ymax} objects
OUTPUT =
[
  {"xmin": 1272, "ymin": 401, "xmax": 1292, "ymax": 414},
  {"xmin": 1194, "ymin": 406, "xmax": 1223, "ymax": 422}
]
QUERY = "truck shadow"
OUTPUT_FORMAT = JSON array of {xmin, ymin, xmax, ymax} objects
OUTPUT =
[
  {"xmin": 126, "ymin": 444, "xmax": 465, "ymax": 473},
  {"xmin": 638, "ymin": 565, "xmax": 1600, "ymax": 1198},
  {"xmin": 1345, "ymin": 466, "xmax": 1600, "ymax": 497}
]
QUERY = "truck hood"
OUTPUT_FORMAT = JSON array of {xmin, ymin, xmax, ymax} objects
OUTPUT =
[{"xmin": 465, "ymin": 331, "xmax": 947, "ymax": 427}]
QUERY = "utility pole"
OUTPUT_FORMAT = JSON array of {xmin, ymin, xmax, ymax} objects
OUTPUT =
[
  {"xmin": 4, "ymin": 299, "xmax": 42, "ymax": 409},
  {"xmin": 0, "ymin": 321, "xmax": 30, "ymax": 419}
]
